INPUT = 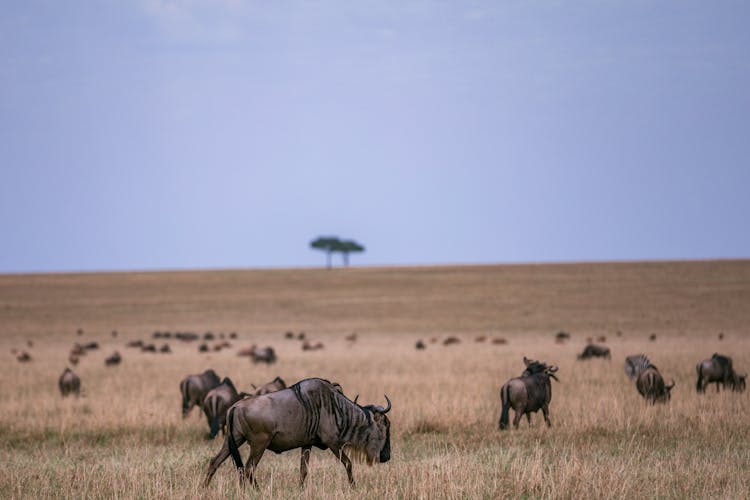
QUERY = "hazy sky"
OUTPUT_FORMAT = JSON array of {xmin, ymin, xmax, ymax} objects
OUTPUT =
[{"xmin": 1, "ymin": 1, "xmax": 748, "ymax": 272}]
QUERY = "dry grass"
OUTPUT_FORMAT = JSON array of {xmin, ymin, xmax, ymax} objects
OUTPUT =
[{"xmin": 1, "ymin": 261, "xmax": 749, "ymax": 499}]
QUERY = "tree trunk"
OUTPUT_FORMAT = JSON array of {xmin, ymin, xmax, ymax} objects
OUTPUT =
[
  {"xmin": 343, "ymin": 252, "xmax": 349, "ymax": 267},
  {"xmin": 326, "ymin": 251, "xmax": 332, "ymax": 269}
]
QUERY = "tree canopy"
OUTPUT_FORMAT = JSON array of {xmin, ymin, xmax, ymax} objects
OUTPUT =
[{"xmin": 310, "ymin": 236, "xmax": 365, "ymax": 268}]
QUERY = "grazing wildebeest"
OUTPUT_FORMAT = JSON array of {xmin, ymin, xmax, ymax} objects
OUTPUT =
[
  {"xmin": 59, "ymin": 367, "xmax": 81, "ymax": 397},
  {"xmin": 204, "ymin": 332, "xmax": 215, "ymax": 341},
  {"xmin": 577, "ymin": 344, "xmax": 611, "ymax": 360},
  {"xmin": 17, "ymin": 351, "xmax": 32, "ymax": 362},
  {"xmin": 636, "ymin": 364, "xmax": 674, "ymax": 404},
  {"xmin": 198, "ymin": 343, "xmax": 209, "ymax": 353},
  {"xmin": 203, "ymin": 377, "xmax": 248, "ymax": 439},
  {"xmin": 499, "ymin": 357, "xmax": 559, "ymax": 430},
  {"xmin": 252, "ymin": 376, "xmax": 286, "ymax": 396},
  {"xmin": 555, "ymin": 331, "xmax": 570, "ymax": 343},
  {"xmin": 203, "ymin": 378, "xmax": 391, "ymax": 488},
  {"xmin": 443, "ymin": 336, "xmax": 461, "ymax": 346},
  {"xmin": 229, "ymin": 332, "xmax": 238, "ymax": 339},
  {"xmin": 596, "ymin": 335, "xmax": 607, "ymax": 343},
  {"xmin": 141, "ymin": 344, "xmax": 156, "ymax": 352},
  {"xmin": 302, "ymin": 341, "xmax": 324, "ymax": 351},
  {"xmin": 126, "ymin": 340, "xmax": 143, "ymax": 348},
  {"xmin": 83, "ymin": 342, "xmax": 99, "ymax": 350},
  {"xmin": 250, "ymin": 345, "xmax": 277, "ymax": 363},
  {"xmin": 475, "ymin": 336, "xmax": 487, "ymax": 343},
  {"xmin": 492, "ymin": 337, "xmax": 508, "ymax": 345},
  {"xmin": 649, "ymin": 333, "xmax": 657, "ymax": 341},
  {"xmin": 696, "ymin": 353, "xmax": 747, "ymax": 393},
  {"xmin": 624, "ymin": 354, "xmax": 652, "ymax": 380},
  {"xmin": 160, "ymin": 343, "xmax": 171, "ymax": 353},
  {"xmin": 180, "ymin": 369, "xmax": 222, "ymax": 418},
  {"xmin": 70, "ymin": 343, "xmax": 85, "ymax": 356},
  {"xmin": 285, "ymin": 331, "xmax": 294, "ymax": 339},
  {"xmin": 415, "ymin": 340, "xmax": 426, "ymax": 350},
  {"xmin": 345, "ymin": 332, "xmax": 358, "ymax": 342},
  {"xmin": 105, "ymin": 351, "xmax": 121, "ymax": 366}
]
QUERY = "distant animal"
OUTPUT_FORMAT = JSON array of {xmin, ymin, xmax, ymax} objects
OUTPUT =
[
  {"xmin": 203, "ymin": 377, "xmax": 248, "ymax": 439},
  {"xmin": 696, "ymin": 353, "xmax": 746, "ymax": 394},
  {"xmin": 251, "ymin": 376, "xmax": 287, "ymax": 396},
  {"xmin": 302, "ymin": 341, "xmax": 324, "ymax": 351},
  {"xmin": 70, "ymin": 343, "xmax": 85, "ymax": 356},
  {"xmin": 153, "ymin": 331, "xmax": 164, "ymax": 339},
  {"xmin": 202, "ymin": 378, "xmax": 391, "ymax": 488},
  {"xmin": 555, "ymin": 331, "xmax": 570, "ymax": 343},
  {"xmin": 105, "ymin": 351, "xmax": 121, "ymax": 366},
  {"xmin": 297, "ymin": 332, "xmax": 305, "ymax": 340},
  {"xmin": 475, "ymin": 336, "xmax": 487, "ymax": 343},
  {"xmin": 345, "ymin": 332, "xmax": 358, "ymax": 342},
  {"xmin": 499, "ymin": 357, "xmax": 559, "ymax": 429},
  {"xmin": 198, "ymin": 344, "xmax": 209, "ymax": 353},
  {"xmin": 141, "ymin": 344, "xmax": 156, "ymax": 353},
  {"xmin": 204, "ymin": 332, "xmax": 215, "ymax": 341},
  {"xmin": 285, "ymin": 331, "xmax": 294, "ymax": 339},
  {"xmin": 76, "ymin": 328, "xmax": 84, "ymax": 336},
  {"xmin": 636, "ymin": 363, "xmax": 674, "ymax": 404},
  {"xmin": 250, "ymin": 345, "xmax": 277, "ymax": 363},
  {"xmin": 718, "ymin": 332, "xmax": 724, "ymax": 340},
  {"xmin": 126, "ymin": 340, "xmax": 143, "ymax": 348},
  {"xmin": 616, "ymin": 330, "xmax": 623, "ymax": 337},
  {"xmin": 577, "ymin": 344, "xmax": 611, "ymax": 360},
  {"xmin": 111, "ymin": 330, "xmax": 118, "ymax": 338},
  {"xmin": 68, "ymin": 354, "xmax": 79, "ymax": 366},
  {"xmin": 16, "ymin": 351, "xmax": 32, "ymax": 362},
  {"xmin": 429, "ymin": 337, "xmax": 438, "ymax": 343},
  {"xmin": 596, "ymin": 335, "xmax": 607, "ymax": 343},
  {"xmin": 229, "ymin": 332, "xmax": 238, "ymax": 339},
  {"xmin": 162, "ymin": 332, "xmax": 173, "ymax": 339},
  {"xmin": 649, "ymin": 334, "xmax": 657, "ymax": 341},
  {"xmin": 160, "ymin": 343, "xmax": 171, "ymax": 353},
  {"xmin": 83, "ymin": 340, "xmax": 97, "ymax": 348},
  {"xmin": 180, "ymin": 369, "xmax": 222, "ymax": 418},
  {"xmin": 624, "ymin": 354, "xmax": 652, "ymax": 381},
  {"xmin": 27, "ymin": 340, "xmax": 33, "ymax": 348},
  {"xmin": 415, "ymin": 340, "xmax": 426, "ymax": 350},
  {"xmin": 491, "ymin": 337, "xmax": 508, "ymax": 345},
  {"xmin": 59, "ymin": 367, "xmax": 81, "ymax": 397},
  {"xmin": 443, "ymin": 336, "xmax": 461, "ymax": 346}
]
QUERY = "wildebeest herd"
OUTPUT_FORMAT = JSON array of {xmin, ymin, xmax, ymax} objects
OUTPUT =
[{"xmin": 20, "ymin": 326, "xmax": 744, "ymax": 490}]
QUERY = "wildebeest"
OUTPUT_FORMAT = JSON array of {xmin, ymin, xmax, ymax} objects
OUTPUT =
[
  {"xmin": 636, "ymin": 363, "xmax": 674, "ymax": 404},
  {"xmin": 17, "ymin": 351, "xmax": 32, "ymax": 362},
  {"xmin": 491, "ymin": 337, "xmax": 508, "ymax": 345},
  {"xmin": 141, "ymin": 343, "xmax": 156, "ymax": 353},
  {"xmin": 251, "ymin": 376, "xmax": 286, "ymax": 396},
  {"xmin": 203, "ymin": 378, "xmax": 391, "ymax": 488},
  {"xmin": 302, "ymin": 341, "xmax": 324, "ymax": 351},
  {"xmin": 624, "ymin": 354, "xmax": 652, "ymax": 380},
  {"xmin": 180, "ymin": 369, "xmax": 222, "ymax": 418},
  {"xmin": 596, "ymin": 335, "xmax": 607, "ymax": 343},
  {"xmin": 443, "ymin": 336, "xmax": 461, "ymax": 346},
  {"xmin": 415, "ymin": 340, "xmax": 426, "ymax": 350},
  {"xmin": 68, "ymin": 354, "xmax": 79, "ymax": 366},
  {"xmin": 285, "ymin": 331, "xmax": 294, "ymax": 339},
  {"xmin": 577, "ymin": 344, "xmax": 611, "ymax": 360},
  {"xmin": 250, "ymin": 345, "xmax": 277, "ymax": 363},
  {"xmin": 70, "ymin": 343, "xmax": 85, "ymax": 356},
  {"xmin": 345, "ymin": 332, "xmax": 358, "ymax": 342},
  {"xmin": 649, "ymin": 333, "xmax": 657, "ymax": 341},
  {"xmin": 83, "ymin": 342, "xmax": 99, "ymax": 350},
  {"xmin": 59, "ymin": 367, "xmax": 81, "ymax": 397},
  {"xmin": 204, "ymin": 332, "xmax": 215, "ymax": 341},
  {"xmin": 475, "ymin": 335, "xmax": 487, "ymax": 343},
  {"xmin": 696, "ymin": 353, "xmax": 747, "ymax": 393},
  {"xmin": 105, "ymin": 351, "xmax": 121, "ymax": 366},
  {"xmin": 198, "ymin": 343, "xmax": 209, "ymax": 353},
  {"xmin": 555, "ymin": 331, "xmax": 570, "ymax": 343},
  {"xmin": 160, "ymin": 343, "xmax": 171, "ymax": 353},
  {"xmin": 229, "ymin": 332, "xmax": 238, "ymax": 339},
  {"xmin": 499, "ymin": 357, "xmax": 559, "ymax": 429},
  {"xmin": 126, "ymin": 340, "xmax": 143, "ymax": 348},
  {"xmin": 203, "ymin": 377, "xmax": 248, "ymax": 439}
]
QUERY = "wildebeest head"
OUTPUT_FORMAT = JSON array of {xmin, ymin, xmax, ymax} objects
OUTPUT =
[
  {"xmin": 732, "ymin": 372, "xmax": 747, "ymax": 393},
  {"xmin": 358, "ymin": 396, "xmax": 392, "ymax": 464},
  {"xmin": 522, "ymin": 357, "xmax": 559, "ymax": 382}
]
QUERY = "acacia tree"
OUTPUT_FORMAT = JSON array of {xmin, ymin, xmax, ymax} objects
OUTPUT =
[
  {"xmin": 310, "ymin": 236, "xmax": 340, "ymax": 269},
  {"xmin": 334, "ymin": 239, "xmax": 365, "ymax": 267}
]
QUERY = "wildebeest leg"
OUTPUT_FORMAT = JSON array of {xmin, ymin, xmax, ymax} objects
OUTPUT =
[
  {"xmin": 512, "ymin": 409, "xmax": 522, "ymax": 429},
  {"xmin": 716, "ymin": 381, "xmax": 721, "ymax": 393},
  {"xmin": 331, "ymin": 447, "xmax": 355, "ymax": 485},
  {"xmin": 243, "ymin": 436, "xmax": 270, "ymax": 488},
  {"xmin": 300, "ymin": 446, "xmax": 312, "ymax": 486},
  {"xmin": 203, "ymin": 436, "xmax": 244, "ymax": 487},
  {"xmin": 525, "ymin": 413, "xmax": 531, "ymax": 426},
  {"xmin": 542, "ymin": 405, "xmax": 551, "ymax": 427}
]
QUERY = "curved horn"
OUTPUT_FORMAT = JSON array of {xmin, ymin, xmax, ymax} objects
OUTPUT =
[
  {"xmin": 548, "ymin": 366, "xmax": 559, "ymax": 373},
  {"xmin": 382, "ymin": 394, "xmax": 391, "ymax": 414},
  {"xmin": 667, "ymin": 379, "xmax": 675, "ymax": 389},
  {"xmin": 353, "ymin": 394, "xmax": 359, "ymax": 404},
  {"xmin": 523, "ymin": 356, "xmax": 531, "ymax": 366}
]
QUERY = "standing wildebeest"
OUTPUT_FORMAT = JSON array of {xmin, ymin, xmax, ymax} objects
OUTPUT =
[
  {"xmin": 59, "ymin": 367, "xmax": 81, "ymax": 397},
  {"xmin": 499, "ymin": 357, "xmax": 559, "ymax": 430},
  {"xmin": 105, "ymin": 351, "xmax": 121, "ymax": 366},
  {"xmin": 203, "ymin": 378, "xmax": 391, "ymax": 488},
  {"xmin": 636, "ymin": 364, "xmax": 674, "ymax": 404},
  {"xmin": 249, "ymin": 345, "xmax": 277, "ymax": 364},
  {"xmin": 577, "ymin": 344, "xmax": 611, "ymax": 360},
  {"xmin": 251, "ymin": 376, "xmax": 286, "ymax": 395},
  {"xmin": 624, "ymin": 354, "xmax": 652, "ymax": 380},
  {"xmin": 180, "ymin": 369, "xmax": 222, "ymax": 418},
  {"xmin": 203, "ymin": 377, "xmax": 249, "ymax": 439},
  {"xmin": 696, "ymin": 353, "xmax": 747, "ymax": 393}
]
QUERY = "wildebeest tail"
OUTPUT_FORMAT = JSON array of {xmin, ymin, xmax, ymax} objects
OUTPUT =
[
  {"xmin": 208, "ymin": 397, "xmax": 220, "ymax": 439},
  {"xmin": 180, "ymin": 379, "xmax": 189, "ymax": 416},
  {"xmin": 499, "ymin": 384, "xmax": 511, "ymax": 430},
  {"xmin": 227, "ymin": 406, "xmax": 243, "ymax": 469},
  {"xmin": 696, "ymin": 364, "xmax": 704, "ymax": 393}
]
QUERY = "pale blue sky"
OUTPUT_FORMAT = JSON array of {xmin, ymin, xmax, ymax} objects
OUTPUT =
[{"xmin": 1, "ymin": 1, "xmax": 748, "ymax": 272}]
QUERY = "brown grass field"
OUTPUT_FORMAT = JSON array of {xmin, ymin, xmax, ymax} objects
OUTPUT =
[{"xmin": 1, "ymin": 260, "xmax": 749, "ymax": 499}]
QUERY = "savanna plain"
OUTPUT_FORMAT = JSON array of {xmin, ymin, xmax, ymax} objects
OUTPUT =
[{"xmin": 1, "ymin": 261, "xmax": 749, "ymax": 499}]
